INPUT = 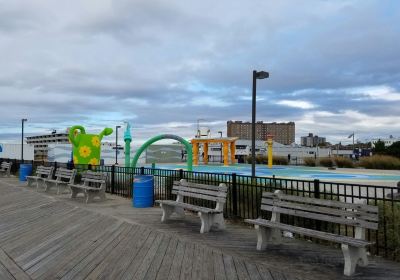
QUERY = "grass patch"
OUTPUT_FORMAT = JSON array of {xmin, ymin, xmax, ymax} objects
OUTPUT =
[{"xmin": 358, "ymin": 155, "xmax": 400, "ymax": 170}]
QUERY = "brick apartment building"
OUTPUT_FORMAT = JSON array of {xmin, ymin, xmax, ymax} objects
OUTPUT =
[{"xmin": 227, "ymin": 121, "xmax": 295, "ymax": 145}]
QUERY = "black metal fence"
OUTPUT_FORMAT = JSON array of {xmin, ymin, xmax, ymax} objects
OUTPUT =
[{"xmin": 1, "ymin": 158, "xmax": 399, "ymax": 262}]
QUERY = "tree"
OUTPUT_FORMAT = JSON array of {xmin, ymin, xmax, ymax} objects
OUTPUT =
[
  {"xmin": 386, "ymin": 141, "xmax": 400, "ymax": 158},
  {"xmin": 373, "ymin": 139, "xmax": 386, "ymax": 154}
]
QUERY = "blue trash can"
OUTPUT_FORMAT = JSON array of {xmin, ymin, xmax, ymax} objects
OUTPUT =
[
  {"xmin": 133, "ymin": 175, "xmax": 154, "ymax": 208},
  {"xmin": 19, "ymin": 164, "xmax": 33, "ymax": 181}
]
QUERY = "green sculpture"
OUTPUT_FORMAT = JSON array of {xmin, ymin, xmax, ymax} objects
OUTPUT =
[{"xmin": 68, "ymin": 125, "xmax": 113, "ymax": 165}]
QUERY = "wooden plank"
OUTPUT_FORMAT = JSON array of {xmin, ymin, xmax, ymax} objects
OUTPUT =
[
  {"xmin": 177, "ymin": 181, "xmax": 228, "ymax": 192},
  {"xmin": 20, "ymin": 214, "xmax": 107, "ymax": 271},
  {"xmin": 179, "ymin": 242, "xmax": 194, "ymax": 280},
  {"xmin": 175, "ymin": 185, "xmax": 228, "ymax": 197},
  {"xmin": 260, "ymin": 204, "xmax": 378, "ymax": 230},
  {"xmin": 0, "ymin": 248, "xmax": 31, "ymax": 280},
  {"xmin": 191, "ymin": 243, "xmax": 204, "ymax": 280},
  {"xmin": 233, "ymin": 257, "xmax": 250, "ymax": 280},
  {"xmin": 244, "ymin": 262, "xmax": 262, "ymax": 280},
  {"xmin": 262, "ymin": 192, "xmax": 378, "ymax": 213},
  {"xmin": 59, "ymin": 222, "xmax": 133, "ymax": 280},
  {"xmin": 120, "ymin": 230, "xmax": 159, "ymax": 279},
  {"xmin": 37, "ymin": 221, "xmax": 125, "ymax": 280},
  {"xmin": 173, "ymin": 190, "xmax": 226, "ymax": 203},
  {"xmin": 213, "ymin": 250, "xmax": 226, "ymax": 280},
  {"xmin": 261, "ymin": 198, "xmax": 379, "ymax": 222},
  {"xmin": 245, "ymin": 219, "xmax": 371, "ymax": 247},
  {"xmin": 84, "ymin": 225, "xmax": 142, "ymax": 279},
  {"xmin": 0, "ymin": 262, "xmax": 14, "ymax": 280},
  {"xmin": 255, "ymin": 264, "xmax": 274, "ymax": 280},
  {"xmin": 27, "ymin": 218, "xmax": 121, "ymax": 279},
  {"xmin": 166, "ymin": 240, "xmax": 185, "ymax": 280},
  {"xmin": 93, "ymin": 226, "xmax": 149, "ymax": 280},
  {"xmin": 155, "ymin": 238, "xmax": 178, "ymax": 280},
  {"xmin": 143, "ymin": 235, "xmax": 172, "ymax": 280},
  {"xmin": 201, "ymin": 245, "xmax": 214, "ymax": 280},
  {"xmin": 133, "ymin": 232, "xmax": 165, "ymax": 280},
  {"xmin": 223, "ymin": 254, "xmax": 238, "ymax": 280}
]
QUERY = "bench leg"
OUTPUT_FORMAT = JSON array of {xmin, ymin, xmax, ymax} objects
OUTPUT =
[
  {"xmin": 341, "ymin": 244, "xmax": 368, "ymax": 276},
  {"xmin": 160, "ymin": 204, "xmax": 174, "ymax": 222},
  {"xmin": 198, "ymin": 212, "xmax": 211, "ymax": 233},
  {"xmin": 211, "ymin": 213, "xmax": 225, "ymax": 231},
  {"xmin": 70, "ymin": 188, "xmax": 79, "ymax": 199},
  {"xmin": 255, "ymin": 226, "xmax": 281, "ymax": 250}
]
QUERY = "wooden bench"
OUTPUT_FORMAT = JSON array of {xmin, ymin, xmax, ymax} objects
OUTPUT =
[
  {"xmin": 245, "ymin": 190, "xmax": 379, "ymax": 276},
  {"xmin": 155, "ymin": 179, "xmax": 228, "ymax": 233},
  {"xmin": 0, "ymin": 162, "xmax": 12, "ymax": 177},
  {"xmin": 43, "ymin": 168, "xmax": 77, "ymax": 194},
  {"xmin": 26, "ymin": 166, "xmax": 54, "ymax": 189},
  {"xmin": 68, "ymin": 171, "xmax": 107, "ymax": 203}
]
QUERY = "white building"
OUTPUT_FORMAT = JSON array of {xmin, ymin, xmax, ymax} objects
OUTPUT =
[
  {"xmin": 0, "ymin": 143, "xmax": 34, "ymax": 160},
  {"xmin": 371, "ymin": 136, "xmax": 400, "ymax": 147}
]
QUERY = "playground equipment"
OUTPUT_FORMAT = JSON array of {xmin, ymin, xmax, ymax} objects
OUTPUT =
[
  {"xmin": 266, "ymin": 134, "xmax": 273, "ymax": 169},
  {"xmin": 124, "ymin": 123, "xmax": 132, "ymax": 167},
  {"xmin": 68, "ymin": 125, "xmax": 113, "ymax": 165},
  {"xmin": 191, "ymin": 137, "xmax": 238, "ymax": 166},
  {"xmin": 128, "ymin": 133, "xmax": 193, "ymax": 171}
]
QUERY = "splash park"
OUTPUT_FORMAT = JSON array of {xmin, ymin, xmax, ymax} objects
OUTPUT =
[{"xmin": 146, "ymin": 163, "xmax": 400, "ymax": 185}]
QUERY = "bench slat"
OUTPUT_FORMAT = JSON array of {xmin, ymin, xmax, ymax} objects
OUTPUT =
[
  {"xmin": 174, "ymin": 180, "xmax": 228, "ymax": 192},
  {"xmin": 263, "ymin": 192, "xmax": 378, "ymax": 213},
  {"xmin": 245, "ymin": 219, "xmax": 372, "ymax": 247},
  {"xmin": 172, "ymin": 185, "xmax": 227, "ymax": 198},
  {"xmin": 261, "ymin": 198, "xmax": 379, "ymax": 222},
  {"xmin": 155, "ymin": 200, "xmax": 222, "ymax": 214},
  {"xmin": 261, "ymin": 204, "xmax": 378, "ymax": 230},
  {"xmin": 173, "ymin": 190, "xmax": 226, "ymax": 203}
]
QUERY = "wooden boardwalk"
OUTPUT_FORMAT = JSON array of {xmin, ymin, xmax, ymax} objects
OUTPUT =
[{"xmin": 0, "ymin": 178, "xmax": 399, "ymax": 280}]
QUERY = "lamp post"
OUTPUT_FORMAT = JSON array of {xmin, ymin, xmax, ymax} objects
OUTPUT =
[
  {"xmin": 251, "ymin": 70, "xmax": 269, "ymax": 178},
  {"xmin": 115, "ymin": 125, "xmax": 121, "ymax": 165},
  {"xmin": 196, "ymin": 118, "xmax": 206, "ymax": 138},
  {"xmin": 21, "ymin": 118, "xmax": 27, "ymax": 161},
  {"xmin": 218, "ymin": 131, "xmax": 223, "ymax": 163}
]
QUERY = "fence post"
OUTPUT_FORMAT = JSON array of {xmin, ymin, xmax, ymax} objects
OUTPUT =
[
  {"xmin": 179, "ymin": 169, "xmax": 183, "ymax": 180},
  {"xmin": 314, "ymin": 179, "xmax": 321, "ymax": 230},
  {"xmin": 140, "ymin": 166, "xmax": 145, "ymax": 175},
  {"xmin": 111, "ymin": 165, "xmax": 115, "ymax": 194},
  {"xmin": 54, "ymin": 161, "xmax": 57, "ymax": 171},
  {"xmin": 88, "ymin": 164, "xmax": 92, "ymax": 171},
  {"xmin": 232, "ymin": 173, "xmax": 238, "ymax": 217},
  {"xmin": 314, "ymin": 179, "xmax": 320, "ymax": 199}
]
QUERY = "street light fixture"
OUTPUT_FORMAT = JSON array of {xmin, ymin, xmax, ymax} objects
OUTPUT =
[
  {"xmin": 115, "ymin": 125, "xmax": 121, "ymax": 165},
  {"xmin": 21, "ymin": 118, "xmax": 28, "ymax": 161},
  {"xmin": 196, "ymin": 118, "xmax": 206, "ymax": 138},
  {"xmin": 251, "ymin": 70, "xmax": 269, "ymax": 178}
]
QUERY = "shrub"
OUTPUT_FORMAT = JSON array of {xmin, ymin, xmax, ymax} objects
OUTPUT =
[
  {"xmin": 246, "ymin": 156, "xmax": 288, "ymax": 165},
  {"xmin": 334, "ymin": 157, "xmax": 354, "ymax": 168},
  {"xmin": 304, "ymin": 157, "xmax": 316, "ymax": 167},
  {"xmin": 358, "ymin": 155, "xmax": 400, "ymax": 170},
  {"xmin": 273, "ymin": 156, "xmax": 288, "ymax": 165},
  {"xmin": 318, "ymin": 157, "xmax": 333, "ymax": 167}
]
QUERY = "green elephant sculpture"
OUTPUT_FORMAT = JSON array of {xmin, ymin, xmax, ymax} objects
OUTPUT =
[{"xmin": 68, "ymin": 125, "xmax": 113, "ymax": 165}]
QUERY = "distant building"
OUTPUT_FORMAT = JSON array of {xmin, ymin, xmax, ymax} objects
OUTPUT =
[
  {"xmin": 301, "ymin": 133, "xmax": 326, "ymax": 147},
  {"xmin": 227, "ymin": 121, "xmax": 295, "ymax": 145},
  {"xmin": 26, "ymin": 130, "xmax": 70, "ymax": 161},
  {"xmin": 371, "ymin": 136, "xmax": 400, "ymax": 147}
]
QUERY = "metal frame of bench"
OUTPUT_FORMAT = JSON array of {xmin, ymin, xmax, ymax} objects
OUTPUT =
[
  {"xmin": 26, "ymin": 166, "xmax": 54, "ymax": 189},
  {"xmin": 155, "ymin": 179, "xmax": 228, "ymax": 233},
  {"xmin": 0, "ymin": 162, "xmax": 12, "ymax": 177},
  {"xmin": 245, "ymin": 190, "xmax": 379, "ymax": 276},
  {"xmin": 68, "ymin": 171, "xmax": 107, "ymax": 203},
  {"xmin": 43, "ymin": 168, "xmax": 77, "ymax": 194}
]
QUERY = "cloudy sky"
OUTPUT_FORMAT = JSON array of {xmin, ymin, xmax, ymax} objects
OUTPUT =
[{"xmin": 0, "ymin": 0, "xmax": 399, "ymax": 145}]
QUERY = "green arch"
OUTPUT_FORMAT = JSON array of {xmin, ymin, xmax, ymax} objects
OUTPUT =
[{"xmin": 131, "ymin": 134, "xmax": 193, "ymax": 171}]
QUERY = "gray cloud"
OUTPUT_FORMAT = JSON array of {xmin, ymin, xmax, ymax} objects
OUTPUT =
[{"xmin": 0, "ymin": 0, "xmax": 399, "ymax": 145}]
